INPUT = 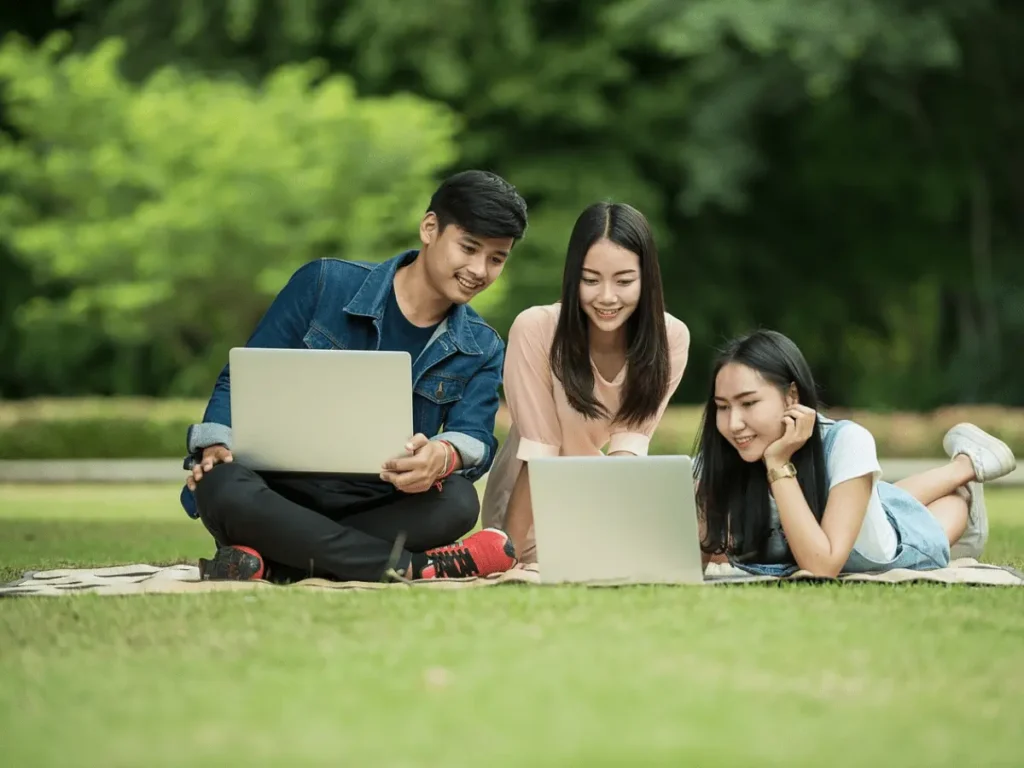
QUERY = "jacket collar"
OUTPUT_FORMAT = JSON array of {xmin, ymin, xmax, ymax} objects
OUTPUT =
[{"xmin": 343, "ymin": 250, "xmax": 483, "ymax": 355}]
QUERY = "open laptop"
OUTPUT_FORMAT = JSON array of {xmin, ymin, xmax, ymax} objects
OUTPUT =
[
  {"xmin": 527, "ymin": 455, "xmax": 704, "ymax": 585},
  {"xmin": 228, "ymin": 347, "xmax": 413, "ymax": 474}
]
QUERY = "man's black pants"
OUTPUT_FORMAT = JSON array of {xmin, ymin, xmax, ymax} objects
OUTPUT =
[{"xmin": 193, "ymin": 462, "xmax": 479, "ymax": 582}]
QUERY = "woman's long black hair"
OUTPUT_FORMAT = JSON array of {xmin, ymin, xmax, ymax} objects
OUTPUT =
[
  {"xmin": 694, "ymin": 329, "xmax": 829, "ymax": 562},
  {"xmin": 549, "ymin": 202, "xmax": 670, "ymax": 427}
]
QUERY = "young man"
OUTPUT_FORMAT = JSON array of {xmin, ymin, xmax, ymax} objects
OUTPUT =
[{"xmin": 180, "ymin": 170, "xmax": 527, "ymax": 583}]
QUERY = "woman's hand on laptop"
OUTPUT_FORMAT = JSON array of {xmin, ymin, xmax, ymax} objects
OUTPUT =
[
  {"xmin": 185, "ymin": 444, "xmax": 233, "ymax": 490},
  {"xmin": 380, "ymin": 434, "xmax": 448, "ymax": 494}
]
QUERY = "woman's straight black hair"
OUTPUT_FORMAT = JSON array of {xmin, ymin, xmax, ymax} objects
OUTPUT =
[
  {"xmin": 549, "ymin": 202, "xmax": 670, "ymax": 426},
  {"xmin": 693, "ymin": 329, "xmax": 829, "ymax": 562}
]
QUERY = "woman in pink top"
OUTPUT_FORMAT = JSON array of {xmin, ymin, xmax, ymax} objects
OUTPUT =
[{"xmin": 481, "ymin": 202, "xmax": 690, "ymax": 563}]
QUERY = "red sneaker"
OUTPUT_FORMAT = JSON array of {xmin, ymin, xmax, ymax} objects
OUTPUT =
[
  {"xmin": 419, "ymin": 528, "xmax": 517, "ymax": 579},
  {"xmin": 198, "ymin": 545, "xmax": 265, "ymax": 581}
]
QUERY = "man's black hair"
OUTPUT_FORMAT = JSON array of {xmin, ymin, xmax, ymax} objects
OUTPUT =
[{"xmin": 427, "ymin": 170, "xmax": 528, "ymax": 241}]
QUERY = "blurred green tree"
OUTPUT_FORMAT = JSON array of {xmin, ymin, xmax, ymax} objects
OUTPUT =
[
  {"xmin": 1, "ymin": 0, "xmax": 1021, "ymax": 407},
  {"xmin": 0, "ymin": 32, "xmax": 458, "ymax": 395}
]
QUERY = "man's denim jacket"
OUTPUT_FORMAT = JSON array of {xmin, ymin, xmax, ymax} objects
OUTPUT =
[{"xmin": 179, "ymin": 250, "xmax": 505, "ymax": 519}]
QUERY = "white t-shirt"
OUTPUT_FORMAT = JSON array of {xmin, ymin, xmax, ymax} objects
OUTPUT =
[{"xmin": 766, "ymin": 421, "xmax": 897, "ymax": 563}]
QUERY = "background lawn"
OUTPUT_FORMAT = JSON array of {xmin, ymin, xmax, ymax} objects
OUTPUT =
[{"xmin": 1, "ymin": 484, "xmax": 1022, "ymax": 767}]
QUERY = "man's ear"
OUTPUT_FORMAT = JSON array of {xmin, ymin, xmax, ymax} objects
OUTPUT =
[
  {"xmin": 419, "ymin": 212, "xmax": 438, "ymax": 248},
  {"xmin": 785, "ymin": 383, "xmax": 799, "ymax": 407}
]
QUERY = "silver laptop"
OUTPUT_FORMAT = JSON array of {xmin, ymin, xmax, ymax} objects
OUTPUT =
[
  {"xmin": 528, "ymin": 455, "xmax": 704, "ymax": 584},
  {"xmin": 229, "ymin": 347, "xmax": 413, "ymax": 474}
]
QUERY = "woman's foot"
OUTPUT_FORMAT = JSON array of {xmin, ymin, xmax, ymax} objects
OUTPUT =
[
  {"xmin": 943, "ymin": 423, "xmax": 1016, "ymax": 482},
  {"xmin": 942, "ymin": 424, "xmax": 1015, "ymax": 561}
]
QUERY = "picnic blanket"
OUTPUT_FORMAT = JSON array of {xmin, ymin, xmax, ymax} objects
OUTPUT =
[{"xmin": 1, "ymin": 558, "xmax": 1022, "ymax": 597}]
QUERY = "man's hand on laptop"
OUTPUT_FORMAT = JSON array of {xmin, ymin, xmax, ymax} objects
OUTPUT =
[
  {"xmin": 380, "ymin": 434, "xmax": 448, "ymax": 494},
  {"xmin": 185, "ymin": 444, "xmax": 233, "ymax": 491}
]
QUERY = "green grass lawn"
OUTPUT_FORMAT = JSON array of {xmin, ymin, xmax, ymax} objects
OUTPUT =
[{"xmin": 1, "ymin": 484, "xmax": 1023, "ymax": 767}]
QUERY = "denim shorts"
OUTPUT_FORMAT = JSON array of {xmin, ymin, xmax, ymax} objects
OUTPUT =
[{"xmin": 730, "ymin": 481, "xmax": 951, "ymax": 577}]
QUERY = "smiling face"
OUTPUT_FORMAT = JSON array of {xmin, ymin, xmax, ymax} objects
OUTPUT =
[
  {"xmin": 578, "ymin": 238, "xmax": 642, "ymax": 334},
  {"xmin": 419, "ymin": 213, "xmax": 513, "ymax": 305},
  {"xmin": 713, "ymin": 362, "xmax": 797, "ymax": 462}
]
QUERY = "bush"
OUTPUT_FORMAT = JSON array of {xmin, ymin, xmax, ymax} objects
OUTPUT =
[
  {"xmin": 826, "ymin": 405, "xmax": 1024, "ymax": 459},
  {"xmin": 645, "ymin": 405, "xmax": 1024, "ymax": 459},
  {"xmin": 3, "ymin": 398, "xmax": 1021, "ymax": 461},
  {"xmin": 0, "ymin": 33, "xmax": 459, "ymax": 397},
  {"xmin": 496, "ymin": 404, "xmax": 1024, "ymax": 460},
  {"xmin": 0, "ymin": 398, "xmax": 202, "ymax": 459}
]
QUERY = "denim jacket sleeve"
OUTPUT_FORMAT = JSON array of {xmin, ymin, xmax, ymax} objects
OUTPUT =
[
  {"xmin": 184, "ymin": 260, "xmax": 324, "ymax": 462},
  {"xmin": 431, "ymin": 333, "xmax": 504, "ymax": 483}
]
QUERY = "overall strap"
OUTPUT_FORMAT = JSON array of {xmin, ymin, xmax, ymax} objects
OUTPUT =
[{"xmin": 819, "ymin": 416, "xmax": 850, "ymax": 481}]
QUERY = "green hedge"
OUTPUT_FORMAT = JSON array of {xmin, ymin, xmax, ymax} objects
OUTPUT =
[
  {"xmin": 0, "ymin": 399, "xmax": 201, "ymax": 460},
  {"xmin": 1, "ymin": 398, "xmax": 1023, "ymax": 460},
  {"xmin": 642, "ymin": 405, "xmax": 1024, "ymax": 459}
]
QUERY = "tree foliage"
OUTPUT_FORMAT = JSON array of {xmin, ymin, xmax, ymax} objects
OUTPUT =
[
  {"xmin": 0, "ymin": 31, "xmax": 458, "ymax": 394},
  {"xmin": 1, "ymin": 0, "xmax": 1022, "ymax": 407}
]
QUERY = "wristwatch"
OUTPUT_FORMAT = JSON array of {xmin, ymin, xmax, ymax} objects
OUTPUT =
[{"xmin": 767, "ymin": 462, "xmax": 797, "ymax": 484}]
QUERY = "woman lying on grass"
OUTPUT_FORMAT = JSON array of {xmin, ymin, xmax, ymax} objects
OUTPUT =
[
  {"xmin": 696, "ymin": 329, "xmax": 1017, "ymax": 577},
  {"xmin": 481, "ymin": 202, "xmax": 690, "ymax": 563}
]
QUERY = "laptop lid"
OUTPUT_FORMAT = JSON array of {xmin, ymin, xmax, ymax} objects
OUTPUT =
[
  {"xmin": 228, "ymin": 347, "xmax": 413, "ymax": 474},
  {"xmin": 528, "ymin": 455, "xmax": 704, "ymax": 585}
]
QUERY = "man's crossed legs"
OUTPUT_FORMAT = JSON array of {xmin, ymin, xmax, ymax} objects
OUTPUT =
[{"xmin": 194, "ymin": 463, "xmax": 516, "ymax": 582}]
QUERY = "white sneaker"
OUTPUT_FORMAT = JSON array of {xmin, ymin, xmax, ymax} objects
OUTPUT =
[
  {"xmin": 942, "ymin": 423, "xmax": 1016, "ymax": 482},
  {"xmin": 950, "ymin": 482, "xmax": 987, "ymax": 561},
  {"xmin": 942, "ymin": 423, "xmax": 1015, "ymax": 561}
]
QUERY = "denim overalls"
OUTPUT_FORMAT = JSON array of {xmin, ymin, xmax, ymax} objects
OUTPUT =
[{"xmin": 730, "ymin": 419, "xmax": 951, "ymax": 577}]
